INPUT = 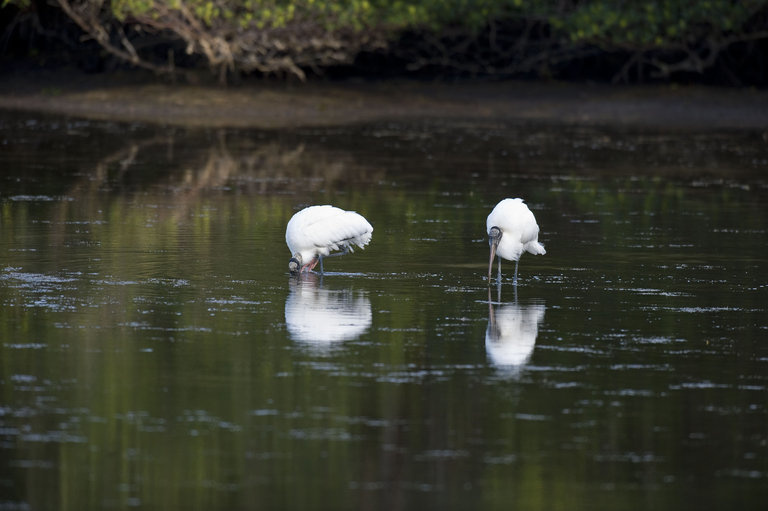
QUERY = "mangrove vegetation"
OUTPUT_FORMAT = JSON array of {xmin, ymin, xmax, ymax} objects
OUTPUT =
[{"xmin": 2, "ymin": 1, "xmax": 768, "ymax": 84}]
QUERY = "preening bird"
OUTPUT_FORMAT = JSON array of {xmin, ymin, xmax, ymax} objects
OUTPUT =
[
  {"xmin": 487, "ymin": 198, "xmax": 545, "ymax": 284},
  {"xmin": 286, "ymin": 205, "xmax": 373, "ymax": 275}
]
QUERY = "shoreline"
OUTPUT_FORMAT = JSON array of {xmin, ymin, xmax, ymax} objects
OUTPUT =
[{"xmin": 1, "ymin": 70, "xmax": 768, "ymax": 130}]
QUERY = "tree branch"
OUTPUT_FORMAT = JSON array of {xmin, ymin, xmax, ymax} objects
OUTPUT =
[{"xmin": 55, "ymin": 0, "xmax": 175, "ymax": 75}]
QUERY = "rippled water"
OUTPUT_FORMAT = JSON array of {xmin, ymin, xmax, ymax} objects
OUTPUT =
[{"xmin": 1, "ymin": 113, "xmax": 767, "ymax": 510}]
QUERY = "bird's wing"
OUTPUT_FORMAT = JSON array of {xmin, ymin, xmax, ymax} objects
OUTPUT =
[
  {"xmin": 304, "ymin": 209, "xmax": 372, "ymax": 252},
  {"xmin": 519, "ymin": 214, "xmax": 540, "ymax": 244}
]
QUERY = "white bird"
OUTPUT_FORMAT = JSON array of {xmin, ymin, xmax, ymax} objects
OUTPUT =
[
  {"xmin": 286, "ymin": 205, "xmax": 373, "ymax": 275},
  {"xmin": 487, "ymin": 198, "xmax": 546, "ymax": 284}
]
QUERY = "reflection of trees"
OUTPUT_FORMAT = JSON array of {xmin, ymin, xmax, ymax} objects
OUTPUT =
[{"xmin": 61, "ymin": 128, "xmax": 385, "ymax": 201}]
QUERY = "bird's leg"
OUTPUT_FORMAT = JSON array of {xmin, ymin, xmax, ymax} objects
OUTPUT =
[
  {"xmin": 317, "ymin": 246, "xmax": 349, "ymax": 274},
  {"xmin": 302, "ymin": 256, "xmax": 319, "ymax": 274},
  {"xmin": 513, "ymin": 260, "xmax": 519, "ymax": 286},
  {"xmin": 496, "ymin": 258, "xmax": 502, "ymax": 285}
]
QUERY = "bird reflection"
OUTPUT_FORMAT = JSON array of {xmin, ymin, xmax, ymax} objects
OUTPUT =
[
  {"xmin": 486, "ymin": 285, "xmax": 545, "ymax": 373},
  {"xmin": 285, "ymin": 274, "xmax": 372, "ymax": 347}
]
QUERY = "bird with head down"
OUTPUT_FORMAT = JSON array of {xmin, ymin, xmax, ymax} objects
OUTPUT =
[{"xmin": 286, "ymin": 205, "xmax": 373, "ymax": 275}]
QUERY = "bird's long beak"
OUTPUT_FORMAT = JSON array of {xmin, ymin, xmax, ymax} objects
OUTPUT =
[{"xmin": 488, "ymin": 237, "xmax": 498, "ymax": 280}]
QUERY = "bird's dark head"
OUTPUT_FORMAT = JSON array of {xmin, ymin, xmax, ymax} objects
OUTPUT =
[
  {"xmin": 288, "ymin": 255, "xmax": 302, "ymax": 275},
  {"xmin": 488, "ymin": 226, "xmax": 502, "ymax": 246}
]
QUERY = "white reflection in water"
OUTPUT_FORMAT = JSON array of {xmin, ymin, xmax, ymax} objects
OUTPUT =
[
  {"xmin": 285, "ymin": 275, "xmax": 372, "ymax": 346},
  {"xmin": 486, "ymin": 289, "xmax": 545, "ymax": 373}
]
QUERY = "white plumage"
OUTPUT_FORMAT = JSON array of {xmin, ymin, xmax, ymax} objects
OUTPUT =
[
  {"xmin": 487, "ymin": 198, "xmax": 545, "ymax": 283},
  {"xmin": 286, "ymin": 205, "xmax": 373, "ymax": 274}
]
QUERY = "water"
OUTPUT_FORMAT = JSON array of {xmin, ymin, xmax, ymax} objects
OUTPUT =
[{"xmin": 1, "ymin": 112, "xmax": 767, "ymax": 510}]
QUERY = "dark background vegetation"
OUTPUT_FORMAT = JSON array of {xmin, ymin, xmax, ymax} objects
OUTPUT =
[{"xmin": 2, "ymin": 0, "xmax": 768, "ymax": 86}]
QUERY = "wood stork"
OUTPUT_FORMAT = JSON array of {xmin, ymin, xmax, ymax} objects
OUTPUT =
[
  {"xmin": 286, "ymin": 205, "xmax": 373, "ymax": 275},
  {"xmin": 487, "ymin": 198, "xmax": 545, "ymax": 284}
]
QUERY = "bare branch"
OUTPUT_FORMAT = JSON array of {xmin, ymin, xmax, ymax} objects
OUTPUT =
[{"xmin": 55, "ymin": 0, "xmax": 175, "ymax": 74}]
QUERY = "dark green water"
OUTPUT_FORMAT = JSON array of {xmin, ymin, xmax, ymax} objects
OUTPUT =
[{"xmin": 1, "ymin": 113, "xmax": 767, "ymax": 510}]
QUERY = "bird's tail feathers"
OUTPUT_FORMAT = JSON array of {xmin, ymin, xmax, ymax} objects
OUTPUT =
[
  {"xmin": 334, "ymin": 231, "xmax": 372, "ymax": 254},
  {"xmin": 526, "ymin": 241, "xmax": 546, "ymax": 255},
  {"xmin": 356, "ymin": 231, "xmax": 373, "ymax": 249}
]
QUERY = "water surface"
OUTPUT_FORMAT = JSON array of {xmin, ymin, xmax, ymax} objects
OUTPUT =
[{"xmin": 1, "ymin": 113, "xmax": 767, "ymax": 510}]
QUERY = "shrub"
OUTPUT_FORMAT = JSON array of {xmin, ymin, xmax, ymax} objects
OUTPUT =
[{"xmin": 2, "ymin": 0, "xmax": 768, "ymax": 82}]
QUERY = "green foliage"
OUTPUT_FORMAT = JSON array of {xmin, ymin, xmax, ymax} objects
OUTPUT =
[
  {"xmin": 2, "ymin": 0, "xmax": 767, "ymax": 80},
  {"xmin": 555, "ymin": 0, "xmax": 767, "ymax": 49},
  {"xmin": 103, "ymin": 0, "xmax": 538, "ymax": 33},
  {"xmin": 107, "ymin": 0, "xmax": 423, "ymax": 31},
  {"xmin": 4, "ymin": 0, "xmax": 767, "ymax": 42},
  {"xmin": 1, "ymin": 0, "xmax": 27, "ymax": 7},
  {"xmin": 101, "ymin": 0, "xmax": 768, "ymax": 46}
]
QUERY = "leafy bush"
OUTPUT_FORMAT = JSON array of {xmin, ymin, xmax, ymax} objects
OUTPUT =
[{"xmin": 2, "ymin": 0, "xmax": 768, "ymax": 82}]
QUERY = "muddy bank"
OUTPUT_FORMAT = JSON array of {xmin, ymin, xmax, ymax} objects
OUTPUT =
[{"xmin": 1, "ymin": 70, "xmax": 767, "ymax": 130}]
